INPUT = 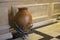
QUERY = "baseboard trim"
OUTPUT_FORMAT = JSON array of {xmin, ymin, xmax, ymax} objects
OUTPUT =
[{"xmin": 32, "ymin": 18, "xmax": 57, "ymax": 28}]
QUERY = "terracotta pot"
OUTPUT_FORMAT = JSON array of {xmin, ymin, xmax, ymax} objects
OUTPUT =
[{"xmin": 14, "ymin": 8, "xmax": 32, "ymax": 33}]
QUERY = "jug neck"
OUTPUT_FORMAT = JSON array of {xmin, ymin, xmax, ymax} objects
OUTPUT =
[{"xmin": 18, "ymin": 8, "xmax": 28, "ymax": 11}]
